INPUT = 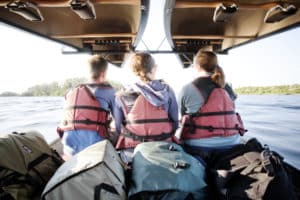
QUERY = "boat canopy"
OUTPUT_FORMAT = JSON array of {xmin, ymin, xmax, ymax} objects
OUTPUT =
[
  {"xmin": 0, "ymin": 0, "xmax": 150, "ymax": 66},
  {"xmin": 0, "ymin": 0, "xmax": 299, "ymax": 67},
  {"xmin": 164, "ymin": 0, "xmax": 300, "ymax": 67}
]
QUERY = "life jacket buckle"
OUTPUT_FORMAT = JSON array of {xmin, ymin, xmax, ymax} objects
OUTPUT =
[
  {"xmin": 188, "ymin": 116, "xmax": 196, "ymax": 134},
  {"xmin": 168, "ymin": 145, "xmax": 179, "ymax": 151},
  {"xmin": 208, "ymin": 126, "xmax": 214, "ymax": 132},
  {"xmin": 84, "ymin": 119, "xmax": 92, "ymax": 125}
]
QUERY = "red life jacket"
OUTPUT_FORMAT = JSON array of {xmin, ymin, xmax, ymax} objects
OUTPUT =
[
  {"xmin": 57, "ymin": 84, "xmax": 111, "ymax": 138},
  {"xmin": 116, "ymin": 92, "xmax": 174, "ymax": 150},
  {"xmin": 182, "ymin": 77, "xmax": 247, "ymax": 140}
]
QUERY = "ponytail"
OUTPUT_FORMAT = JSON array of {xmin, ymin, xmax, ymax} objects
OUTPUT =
[
  {"xmin": 130, "ymin": 53, "xmax": 155, "ymax": 82},
  {"xmin": 137, "ymin": 71, "xmax": 152, "ymax": 82},
  {"xmin": 211, "ymin": 66, "xmax": 225, "ymax": 88}
]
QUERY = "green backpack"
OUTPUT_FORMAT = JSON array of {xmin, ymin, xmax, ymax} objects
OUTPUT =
[{"xmin": 0, "ymin": 131, "xmax": 63, "ymax": 200}]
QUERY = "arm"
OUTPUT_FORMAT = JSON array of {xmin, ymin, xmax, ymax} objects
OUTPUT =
[
  {"xmin": 225, "ymin": 83, "xmax": 237, "ymax": 101},
  {"xmin": 113, "ymin": 96, "xmax": 125, "ymax": 134},
  {"xmin": 168, "ymin": 87, "xmax": 179, "ymax": 129},
  {"xmin": 177, "ymin": 86, "xmax": 187, "ymax": 116}
]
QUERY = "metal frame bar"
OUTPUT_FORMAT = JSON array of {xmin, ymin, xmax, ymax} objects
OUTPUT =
[
  {"xmin": 62, "ymin": 49, "xmax": 197, "ymax": 54},
  {"xmin": 174, "ymin": 1, "xmax": 300, "ymax": 9}
]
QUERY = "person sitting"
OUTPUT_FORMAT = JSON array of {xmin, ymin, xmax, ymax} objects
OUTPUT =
[
  {"xmin": 114, "ymin": 53, "xmax": 178, "ymax": 163},
  {"xmin": 177, "ymin": 50, "xmax": 246, "ymax": 162},
  {"xmin": 57, "ymin": 55, "xmax": 116, "ymax": 158}
]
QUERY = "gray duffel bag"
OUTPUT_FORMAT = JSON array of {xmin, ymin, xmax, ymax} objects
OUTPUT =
[{"xmin": 42, "ymin": 140, "xmax": 126, "ymax": 200}]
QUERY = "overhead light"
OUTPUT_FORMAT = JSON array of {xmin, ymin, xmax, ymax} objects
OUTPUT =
[
  {"xmin": 213, "ymin": 3, "xmax": 238, "ymax": 23},
  {"xmin": 70, "ymin": 0, "xmax": 96, "ymax": 20},
  {"xmin": 6, "ymin": 1, "xmax": 43, "ymax": 22},
  {"xmin": 264, "ymin": 4, "xmax": 298, "ymax": 23}
]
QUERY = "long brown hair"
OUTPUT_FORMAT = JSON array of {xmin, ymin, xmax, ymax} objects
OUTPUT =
[{"xmin": 130, "ymin": 53, "xmax": 155, "ymax": 82}]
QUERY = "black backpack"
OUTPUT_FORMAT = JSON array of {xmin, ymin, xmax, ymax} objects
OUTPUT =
[{"xmin": 207, "ymin": 138, "xmax": 297, "ymax": 200}]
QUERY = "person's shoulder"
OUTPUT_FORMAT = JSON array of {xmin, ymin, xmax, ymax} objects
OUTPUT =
[
  {"xmin": 115, "ymin": 86, "xmax": 136, "ymax": 98},
  {"xmin": 157, "ymin": 79, "xmax": 175, "ymax": 92},
  {"xmin": 180, "ymin": 81, "xmax": 197, "ymax": 93}
]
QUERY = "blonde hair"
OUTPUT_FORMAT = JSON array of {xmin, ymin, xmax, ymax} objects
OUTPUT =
[
  {"xmin": 130, "ymin": 53, "xmax": 155, "ymax": 82},
  {"xmin": 88, "ymin": 55, "xmax": 108, "ymax": 81},
  {"xmin": 194, "ymin": 50, "xmax": 225, "ymax": 87}
]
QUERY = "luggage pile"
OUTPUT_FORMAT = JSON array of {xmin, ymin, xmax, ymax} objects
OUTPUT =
[{"xmin": 1, "ymin": 131, "xmax": 299, "ymax": 200}]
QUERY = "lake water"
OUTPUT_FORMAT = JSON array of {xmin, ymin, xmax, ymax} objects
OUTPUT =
[{"xmin": 0, "ymin": 95, "xmax": 300, "ymax": 168}]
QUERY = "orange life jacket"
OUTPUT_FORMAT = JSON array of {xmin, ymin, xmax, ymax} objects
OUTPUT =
[
  {"xmin": 116, "ymin": 92, "xmax": 174, "ymax": 150},
  {"xmin": 182, "ymin": 77, "xmax": 247, "ymax": 140},
  {"xmin": 57, "ymin": 84, "xmax": 111, "ymax": 138}
]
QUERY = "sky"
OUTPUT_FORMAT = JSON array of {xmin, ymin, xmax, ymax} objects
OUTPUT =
[{"xmin": 0, "ymin": 1, "xmax": 299, "ymax": 94}]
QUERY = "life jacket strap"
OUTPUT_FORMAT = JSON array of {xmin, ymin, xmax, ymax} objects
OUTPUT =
[
  {"xmin": 191, "ymin": 111, "xmax": 236, "ymax": 117},
  {"xmin": 184, "ymin": 123, "xmax": 246, "ymax": 133},
  {"xmin": 125, "ymin": 118, "xmax": 173, "ymax": 124},
  {"xmin": 64, "ymin": 119, "xmax": 108, "ymax": 126},
  {"xmin": 122, "ymin": 129, "xmax": 174, "ymax": 142},
  {"xmin": 66, "ymin": 105, "xmax": 109, "ymax": 113}
]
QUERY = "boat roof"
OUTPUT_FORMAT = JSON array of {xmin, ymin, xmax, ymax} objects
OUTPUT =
[
  {"xmin": 0, "ymin": 0, "xmax": 299, "ymax": 67},
  {"xmin": 164, "ymin": 0, "xmax": 300, "ymax": 67},
  {"xmin": 0, "ymin": 0, "xmax": 150, "ymax": 66}
]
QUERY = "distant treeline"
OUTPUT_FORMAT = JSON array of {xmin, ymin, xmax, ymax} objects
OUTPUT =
[
  {"xmin": 235, "ymin": 84, "xmax": 300, "ymax": 95},
  {"xmin": 1, "ymin": 81, "xmax": 300, "ymax": 96},
  {"xmin": 0, "ymin": 78, "xmax": 124, "ymax": 97}
]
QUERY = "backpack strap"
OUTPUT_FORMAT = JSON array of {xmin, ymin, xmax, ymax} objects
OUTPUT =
[{"xmin": 94, "ymin": 183, "xmax": 120, "ymax": 200}]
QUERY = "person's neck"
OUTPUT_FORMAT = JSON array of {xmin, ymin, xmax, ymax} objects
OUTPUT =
[
  {"xmin": 138, "ymin": 79, "xmax": 153, "ymax": 84},
  {"xmin": 92, "ymin": 78, "xmax": 106, "ymax": 84},
  {"xmin": 196, "ymin": 70, "xmax": 212, "ymax": 78}
]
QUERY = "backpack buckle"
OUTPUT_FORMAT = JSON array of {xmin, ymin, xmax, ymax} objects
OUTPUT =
[
  {"xmin": 261, "ymin": 147, "xmax": 275, "ymax": 176},
  {"xmin": 173, "ymin": 161, "xmax": 190, "ymax": 169}
]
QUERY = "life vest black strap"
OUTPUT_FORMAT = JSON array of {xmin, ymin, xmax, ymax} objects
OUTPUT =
[
  {"xmin": 84, "ymin": 83, "xmax": 112, "ymax": 88},
  {"xmin": 184, "ymin": 123, "xmax": 244, "ymax": 132},
  {"xmin": 193, "ymin": 77, "xmax": 218, "ymax": 104},
  {"xmin": 191, "ymin": 111, "xmax": 236, "ymax": 117},
  {"xmin": 125, "ymin": 118, "xmax": 173, "ymax": 124},
  {"xmin": 66, "ymin": 105, "xmax": 109, "ymax": 113},
  {"xmin": 122, "ymin": 130, "xmax": 174, "ymax": 142},
  {"xmin": 65, "ymin": 119, "xmax": 108, "ymax": 126}
]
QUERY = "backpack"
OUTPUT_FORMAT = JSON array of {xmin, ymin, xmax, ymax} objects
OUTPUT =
[
  {"xmin": 0, "ymin": 131, "xmax": 63, "ymax": 200},
  {"xmin": 41, "ymin": 139, "xmax": 127, "ymax": 200},
  {"xmin": 208, "ymin": 138, "xmax": 297, "ymax": 200},
  {"xmin": 128, "ymin": 141, "xmax": 207, "ymax": 200}
]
